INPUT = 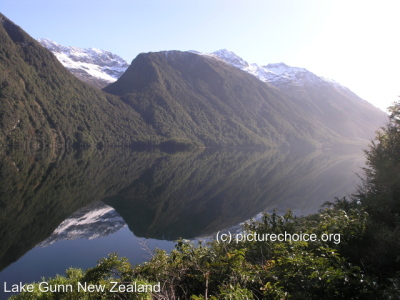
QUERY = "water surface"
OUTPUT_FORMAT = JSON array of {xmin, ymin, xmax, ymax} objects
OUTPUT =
[{"xmin": 0, "ymin": 146, "xmax": 366, "ymax": 299}]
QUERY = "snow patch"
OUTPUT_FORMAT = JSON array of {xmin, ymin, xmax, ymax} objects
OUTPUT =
[{"xmin": 38, "ymin": 38, "xmax": 129, "ymax": 84}]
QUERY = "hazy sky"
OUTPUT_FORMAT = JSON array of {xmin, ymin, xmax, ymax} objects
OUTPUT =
[{"xmin": 2, "ymin": 0, "xmax": 399, "ymax": 111}]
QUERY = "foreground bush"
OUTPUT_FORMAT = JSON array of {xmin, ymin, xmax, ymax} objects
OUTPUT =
[{"xmin": 12, "ymin": 206, "xmax": 381, "ymax": 299}]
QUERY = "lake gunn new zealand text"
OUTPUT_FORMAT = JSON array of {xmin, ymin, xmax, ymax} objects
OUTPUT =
[{"xmin": 4, "ymin": 281, "xmax": 161, "ymax": 294}]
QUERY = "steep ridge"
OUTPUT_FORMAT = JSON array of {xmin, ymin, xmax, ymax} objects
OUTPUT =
[
  {"xmin": 104, "ymin": 51, "xmax": 347, "ymax": 148},
  {"xmin": 0, "ymin": 14, "xmax": 155, "ymax": 149},
  {"xmin": 202, "ymin": 49, "xmax": 388, "ymax": 140}
]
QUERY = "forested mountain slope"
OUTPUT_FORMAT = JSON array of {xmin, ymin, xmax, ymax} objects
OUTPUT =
[
  {"xmin": 207, "ymin": 49, "xmax": 388, "ymax": 141},
  {"xmin": 0, "ymin": 14, "xmax": 155, "ymax": 149},
  {"xmin": 104, "ymin": 51, "xmax": 349, "ymax": 148}
]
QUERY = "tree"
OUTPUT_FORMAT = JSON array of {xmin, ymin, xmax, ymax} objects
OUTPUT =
[{"xmin": 351, "ymin": 100, "xmax": 400, "ymax": 278}]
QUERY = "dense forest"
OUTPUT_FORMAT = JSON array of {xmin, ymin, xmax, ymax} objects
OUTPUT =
[{"xmin": 11, "ymin": 102, "xmax": 400, "ymax": 299}]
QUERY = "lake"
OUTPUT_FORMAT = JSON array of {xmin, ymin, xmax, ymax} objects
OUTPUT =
[{"xmin": 0, "ymin": 146, "xmax": 366, "ymax": 299}]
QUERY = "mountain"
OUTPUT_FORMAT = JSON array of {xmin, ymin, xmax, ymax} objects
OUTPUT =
[
  {"xmin": 0, "ymin": 14, "xmax": 157, "ymax": 149},
  {"xmin": 195, "ymin": 49, "xmax": 358, "ymax": 91},
  {"xmin": 196, "ymin": 49, "xmax": 388, "ymax": 140},
  {"xmin": 104, "ymin": 50, "xmax": 350, "ymax": 148},
  {"xmin": 39, "ymin": 39, "xmax": 386, "ymax": 143},
  {"xmin": 38, "ymin": 38, "xmax": 129, "ymax": 89}
]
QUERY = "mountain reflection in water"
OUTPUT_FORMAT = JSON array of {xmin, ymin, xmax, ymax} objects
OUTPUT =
[{"xmin": 0, "ymin": 146, "xmax": 365, "ymax": 284}]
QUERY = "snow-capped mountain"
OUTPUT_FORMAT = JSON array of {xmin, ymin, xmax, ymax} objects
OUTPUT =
[
  {"xmin": 196, "ymin": 49, "xmax": 347, "ymax": 91},
  {"xmin": 38, "ymin": 201, "xmax": 126, "ymax": 247},
  {"xmin": 38, "ymin": 38, "xmax": 129, "ymax": 88},
  {"xmin": 39, "ymin": 39, "xmax": 350, "ymax": 93},
  {"xmin": 38, "ymin": 37, "xmax": 358, "ymax": 99}
]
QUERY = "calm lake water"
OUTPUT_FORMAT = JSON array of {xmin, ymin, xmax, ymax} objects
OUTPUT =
[{"xmin": 0, "ymin": 146, "xmax": 366, "ymax": 299}]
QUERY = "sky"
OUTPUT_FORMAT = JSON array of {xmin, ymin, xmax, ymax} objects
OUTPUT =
[{"xmin": 1, "ymin": 0, "xmax": 399, "ymax": 112}]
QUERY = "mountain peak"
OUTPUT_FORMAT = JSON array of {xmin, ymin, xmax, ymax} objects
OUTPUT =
[
  {"xmin": 210, "ymin": 49, "xmax": 249, "ymax": 69},
  {"xmin": 200, "ymin": 50, "xmax": 341, "ymax": 88},
  {"xmin": 213, "ymin": 49, "xmax": 236, "ymax": 56},
  {"xmin": 38, "ymin": 38, "xmax": 129, "ymax": 88}
]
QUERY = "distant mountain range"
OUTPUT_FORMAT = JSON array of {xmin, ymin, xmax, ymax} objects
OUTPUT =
[
  {"xmin": 195, "ymin": 49, "xmax": 345, "ymax": 89},
  {"xmin": 39, "ymin": 39, "xmax": 387, "ymax": 142},
  {"xmin": 37, "ymin": 39, "xmax": 359, "ymax": 96},
  {"xmin": 0, "ymin": 13, "xmax": 387, "ymax": 150}
]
